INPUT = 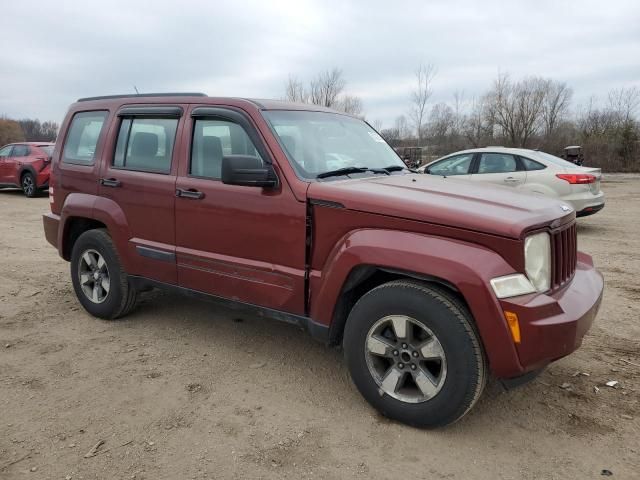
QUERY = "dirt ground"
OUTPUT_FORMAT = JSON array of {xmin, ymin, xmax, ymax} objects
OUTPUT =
[{"xmin": 1, "ymin": 176, "xmax": 639, "ymax": 480}]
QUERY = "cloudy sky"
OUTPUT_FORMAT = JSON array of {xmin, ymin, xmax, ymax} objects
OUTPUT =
[{"xmin": 1, "ymin": 0, "xmax": 639, "ymax": 127}]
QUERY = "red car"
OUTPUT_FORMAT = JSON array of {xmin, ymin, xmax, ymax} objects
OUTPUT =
[
  {"xmin": 42, "ymin": 94, "xmax": 603, "ymax": 427},
  {"xmin": 0, "ymin": 142, "xmax": 54, "ymax": 197}
]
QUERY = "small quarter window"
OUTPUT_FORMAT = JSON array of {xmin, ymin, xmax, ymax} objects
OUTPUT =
[
  {"xmin": 62, "ymin": 111, "xmax": 108, "ymax": 165},
  {"xmin": 520, "ymin": 157, "xmax": 546, "ymax": 171},
  {"xmin": 114, "ymin": 118, "xmax": 178, "ymax": 173},
  {"xmin": 190, "ymin": 119, "xmax": 262, "ymax": 179}
]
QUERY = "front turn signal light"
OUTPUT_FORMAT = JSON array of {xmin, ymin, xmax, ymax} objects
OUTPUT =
[{"xmin": 504, "ymin": 311, "xmax": 521, "ymax": 344}]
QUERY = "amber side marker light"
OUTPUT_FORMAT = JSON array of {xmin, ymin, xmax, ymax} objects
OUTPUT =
[{"xmin": 504, "ymin": 311, "xmax": 521, "ymax": 344}]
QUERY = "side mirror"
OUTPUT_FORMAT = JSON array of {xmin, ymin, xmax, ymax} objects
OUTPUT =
[{"xmin": 221, "ymin": 155, "xmax": 278, "ymax": 188}]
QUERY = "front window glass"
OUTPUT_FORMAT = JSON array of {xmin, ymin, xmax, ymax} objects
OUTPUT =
[
  {"xmin": 62, "ymin": 111, "xmax": 108, "ymax": 164},
  {"xmin": 190, "ymin": 119, "xmax": 262, "ymax": 179},
  {"xmin": 0, "ymin": 145, "xmax": 12, "ymax": 156},
  {"xmin": 428, "ymin": 154, "xmax": 473, "ymax": 176},
  {"xmin": 263, "ymin": 111, "xmax": 405, "ymax": 180}
]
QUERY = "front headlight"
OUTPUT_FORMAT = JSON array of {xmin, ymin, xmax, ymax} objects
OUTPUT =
[{"xmin": 524, "ymin": 232, "xmax": 551, "ymax": 292}]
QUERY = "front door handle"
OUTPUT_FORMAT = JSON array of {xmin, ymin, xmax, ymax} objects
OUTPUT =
[
  {"xmin": 100, "ymin": 178, "xmax": 121, "ymax": 187},
  {"xmin": 176, "ymin": 188, "xmax": 204, "ymax": 199},
  {"xmin": 504, "ymin": 177, "xmax": 520, "ymax": 183}
]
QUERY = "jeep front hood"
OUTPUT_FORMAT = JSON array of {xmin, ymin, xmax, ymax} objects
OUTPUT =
[{"xmin": 307, "ymin": 174, "xmax": 574, "ymax": 239}]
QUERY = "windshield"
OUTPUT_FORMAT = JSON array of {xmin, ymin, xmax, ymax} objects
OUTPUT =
[
  {"xmin": 39, "ymin": 145, "xmax": 54, "ymax": 156},
  {"xmin": 263, "ymin": 110, "xmax": 406, "ymax": 180},
  {"xmin": 534, "ymin": 151, "xmax": 581, "ymax": 169}
]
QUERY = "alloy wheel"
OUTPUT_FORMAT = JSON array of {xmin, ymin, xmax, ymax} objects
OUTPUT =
[
  {"xmin": 22, "ymin": 175, "xmax": 35, "ymax": 196},
  {"xmin": 78, "ymin": 249, "xmax": 110, "ymax": 303},
  {"xmin": 364, "ymin": 315, "xmax": 447, "ymax": 403}
]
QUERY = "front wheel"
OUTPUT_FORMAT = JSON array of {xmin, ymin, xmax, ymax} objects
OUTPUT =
[
  {"xmin": 21, "ymin": 172, "xmax": 37, "ymax": 197},
  {"xmin": 70, "ymin": 229, "xmax": 137, "ymax": 319},
  {"xmin": 343, "ymin": 280, "xmax": 487, "ymax": 428}
]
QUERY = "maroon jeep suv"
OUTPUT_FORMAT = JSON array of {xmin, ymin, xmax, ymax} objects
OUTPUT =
[
  {"xmin": 42, "ymin": 93, "xmax": 604, "ymax": 427},
  {"xmin": 0, "ymin": 142, "xmax": 54, "ymax": 197}
]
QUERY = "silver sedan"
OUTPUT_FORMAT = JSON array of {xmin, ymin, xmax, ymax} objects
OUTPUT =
[{"xmin": 418, "ymin": 147, "xmax": 605, "ymax": 217}]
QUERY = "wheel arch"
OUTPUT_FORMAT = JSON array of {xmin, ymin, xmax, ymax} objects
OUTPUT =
[{"xmin": 310, "ymin": 228, "xmax": 524, "ymax": 377}]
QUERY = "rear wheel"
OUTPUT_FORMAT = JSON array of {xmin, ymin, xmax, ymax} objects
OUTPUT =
[
  {"xmin": 343, "ymin": 280, "xmax": 487, "ymax": 428},
  {"xmin": 21, "ymin": 172, "xmax": 36, "ymax": 198},
  {"xmin": 70, "ymin": 229, "xmax": 137, "ymax": 319}
]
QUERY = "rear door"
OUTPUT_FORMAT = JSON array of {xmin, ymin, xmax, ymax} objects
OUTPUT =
[
  {"xmin": 174, "ymin": 106, "xmax": 306, "ymax": 314},
  {"xmin": 98, "ymin": 105, "xmax": 183, "ymax": 284},
  {"xmin": 469, "ymin": 152, "xmax": 526, "ymax": 187},
  {"xmin": 6, "ymin": 144, "xmax": 29, "ymax": 184},
  {"xmin": 0, "ymin": 145, "xmax": 13, "ymax": 183}
]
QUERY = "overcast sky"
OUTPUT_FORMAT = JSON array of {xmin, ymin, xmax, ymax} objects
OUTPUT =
[{"xmin": 1, "ymin": 0, "xmax": 639, "ymax": 127}]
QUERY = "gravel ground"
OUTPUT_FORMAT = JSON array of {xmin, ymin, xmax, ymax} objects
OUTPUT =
[{"xmin": 1, "ymin": 175, "xmax": 639, "ymax": 479}]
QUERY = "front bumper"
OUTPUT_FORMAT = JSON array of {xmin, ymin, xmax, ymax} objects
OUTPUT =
[{"xmin": 498, "ymin": 251, "xmax": 603, "ymax": 375}]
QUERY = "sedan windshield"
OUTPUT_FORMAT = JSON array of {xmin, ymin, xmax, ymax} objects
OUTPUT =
[{"xmin": 263, "ymin": 110, "xmax": 406, "ymax": 180}]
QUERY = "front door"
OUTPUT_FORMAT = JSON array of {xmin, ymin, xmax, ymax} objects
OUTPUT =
[
  {"xmin": 98, "ymin": 106, "xmax": 183, "ymax": 284},
  {"xmin": 174, "ymin": 106, "xmax": 306, "ymax": 314}
]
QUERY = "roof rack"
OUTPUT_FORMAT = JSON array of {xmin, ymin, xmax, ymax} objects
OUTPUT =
[{"xmin": 77, "ymin": 92, "xmax": 207, "ymax": 102}]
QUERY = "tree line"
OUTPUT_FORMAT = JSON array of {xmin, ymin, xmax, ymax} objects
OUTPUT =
[
  {"xmin": 284, "ymin": 66, "xmax": 640, "ymax": 171},
  {"xmin": 0, "ymin": 118, "xmax": 59, "ymax": 146}
]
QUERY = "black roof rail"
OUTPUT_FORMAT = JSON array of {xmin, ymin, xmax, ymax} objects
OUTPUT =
[{"xmin": 77, "ymin": 92, "xmax": 207, "ymax": 102}]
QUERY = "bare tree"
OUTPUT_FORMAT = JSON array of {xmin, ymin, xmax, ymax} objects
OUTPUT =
[
  {"xmin": 486, "ymin": 73, "xmax": 547, "ymax": 147},
  {"xmin": 394, "ymin": 115, "xmax": 411, "ymax": 139},
  {"xmin": 463, "ymin": 97, "xmax": 492, "ymax": 147},
  {"xmin": 428, "ymin": 102, "xmax": 455, "ymax": 146},
  {"xmin": 309, "ymin": 68, "xmax": 346, "ymax": 108},
  {"xmin": 284, "ymin": 75, "xmax": 307, "ymax": 103},
  {"xmin": 338, "ymin": 94, "xmax": 364, "ymax": 116},
  {"xmin": 408, "ymin": 63, "xmax": 436, "ymax": 145},
  {"xmin": 608, "ymin": 86, "xmax": 640, "ymax": 124},
  {"xmin": 371, "ymin": 119, "xmax": 384, "ymax": 131},
  {"xmin": 542, "ymin": 80, "xmax": 572, "ymax": 138}
]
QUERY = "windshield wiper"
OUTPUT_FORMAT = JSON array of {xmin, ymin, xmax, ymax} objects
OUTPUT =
[{"xmin": 316, "ymin": 167, "xmax": 389, "ymax": 179}]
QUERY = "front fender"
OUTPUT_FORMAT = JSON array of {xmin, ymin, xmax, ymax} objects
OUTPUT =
[{"xmin": 310, "ymin": 229, "xmax": 524, "ymax": 377}]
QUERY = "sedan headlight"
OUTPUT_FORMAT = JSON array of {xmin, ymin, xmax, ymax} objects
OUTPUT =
[{"xmin": 524, "ymin": 232, "xmax": 551, "ymax": 292}]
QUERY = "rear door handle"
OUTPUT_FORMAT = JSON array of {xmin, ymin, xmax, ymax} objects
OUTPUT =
[
  {"xmin": 100, "ymin": 178, "xmax": 121, "ymax": 187},
  {"xmin": 176, "ymin": 188, "xmax": 204, "ymax": 199}
]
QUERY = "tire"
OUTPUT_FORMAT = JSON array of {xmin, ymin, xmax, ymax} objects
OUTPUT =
[
  {"xmin": 343, "ymin": 280, "xmax": 487, "ymax": 428},
  {"xmin": 21, "ymin": 172, "xmax": 37, "ymax": 198},
  {"xmin": 70, "ymin": 229, "xmax": 137, "ymax": 319}
]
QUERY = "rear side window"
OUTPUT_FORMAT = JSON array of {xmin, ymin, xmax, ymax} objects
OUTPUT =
[
  {"xmin": 62, "ymin": 111, "xmax": 108, "ymax": 165},
  {"xmin": 428, "ymin": 154, "xmax": 473, "ymax": 176},
  {"xmin": 477, "ymin": 153, "xmax": 517, "ymax": 174},
  {"xmin": 190, "ymin": 119, "xmax": 262, "ymax": 179},
  {"xmin": 11, "ymin": 145, "xmax": 30, "ymax": 157},
  {"xmin": 520, "ymin": 157, "xmax": 546, "ymax": 171},
  {"xmin": 114, "ymin": 118, "xmax": 178, "ymax": 173},
  {"xmin": 0, "ymin": 145, "xmax": 12, "ymax": 156}
]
